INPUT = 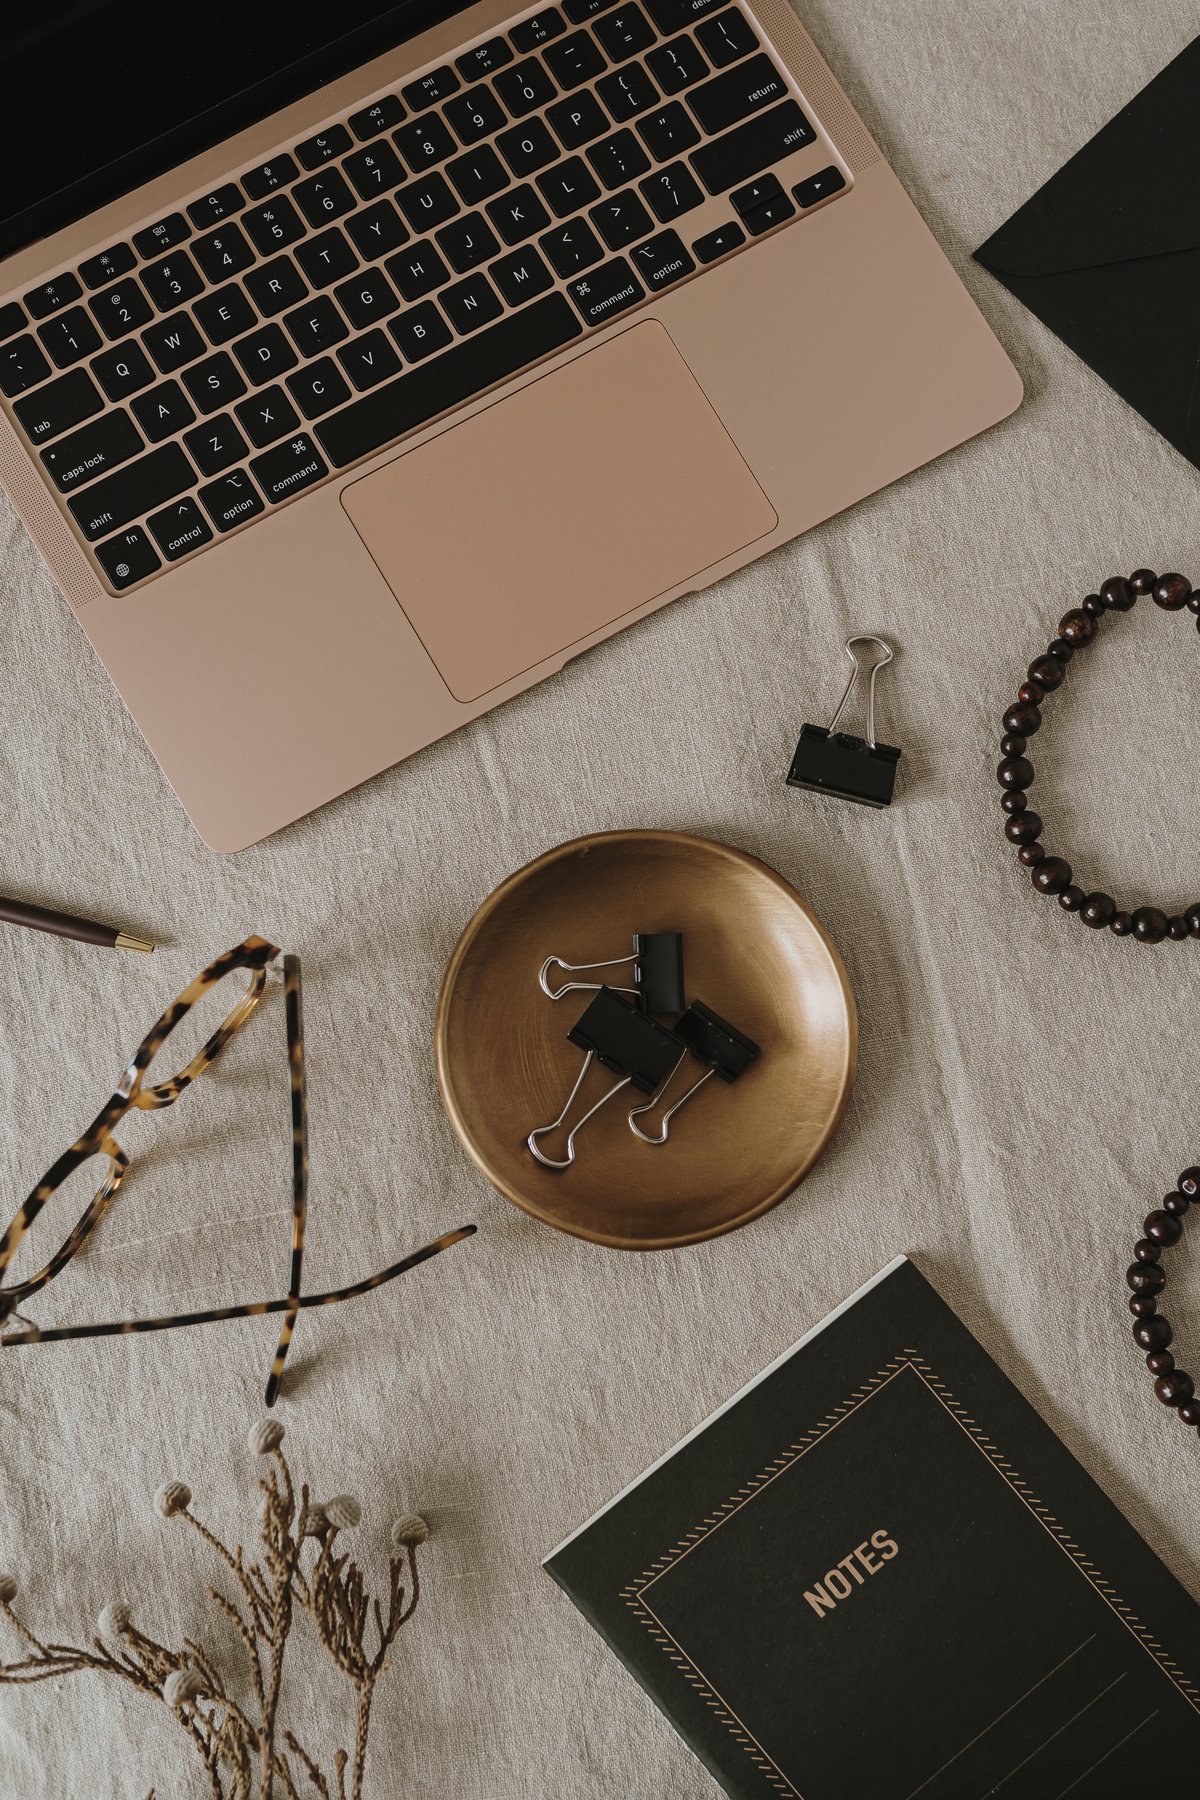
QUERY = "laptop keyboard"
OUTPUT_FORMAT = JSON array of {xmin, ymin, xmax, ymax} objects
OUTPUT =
[{"xmin": 0, "ymin": 0, "xmax": 847, "ymax": 595}]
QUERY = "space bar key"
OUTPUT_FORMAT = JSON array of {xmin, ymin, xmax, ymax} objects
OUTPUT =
[{"xmin": 316, "ymin": 295, "xmax": 583, "ymax": 470}]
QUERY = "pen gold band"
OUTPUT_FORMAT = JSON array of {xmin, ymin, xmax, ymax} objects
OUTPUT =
[{"xmin": 114, "ymin": 933, "xmax": 155, "ymax": 954}]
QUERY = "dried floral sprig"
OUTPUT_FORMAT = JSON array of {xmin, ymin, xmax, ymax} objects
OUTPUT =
[{"xmin": 0, "ymin": 1424, "xmax": 431, "ymax": 1800}]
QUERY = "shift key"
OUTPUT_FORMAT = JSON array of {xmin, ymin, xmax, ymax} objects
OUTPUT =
[
  {"xmin": 67, "ymin": 442, "xmax": 194, "ymax": 541},
  {"xmin": 690, "ymin": 99, "xmax": 815, "ymax": 195}
]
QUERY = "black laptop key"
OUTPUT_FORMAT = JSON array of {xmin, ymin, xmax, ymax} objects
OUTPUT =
[
  {"xmin": 588, "ymin": 129, "xmax": 651, "ymax": 187},
  {"xmin": 447, "ymin": 145, "xmax": 509, "ymax": 206},
  {"xmin": 92, "ymin": 341, "xmax": 154, "ymax": 400},
  {"xmin": 540, "ymin": 218, "xmax": 604, "ymax": 276},
  {"xmin": 80, "ymin": 244, "xmax": 136, "ymax": 290},
  {"xmin": 394, "ymin": 115, "xmax": 457, "ymax": 172},
  {"xmin": 242, "ymin": 155, "xmax": 300, "ymax": 198},
  {"xmin": 141, "ymin": 251, "xmax": 204, "ymax": 311},
  {"xmin": 294, "ymin": 170, "xmax": 357, "ymax": 227},
  {"xmin": 445, "ymin": 87, "xmax": 507, "ymax": 147},
  {"xmin": 385, "ymin": 242, "xmax": 451, "ymax": 302},
  {"xmin": 195, "ymin": 284, "xmax": 256, "ymax": 345},
  {"xmin": 696, "ymin": 7, "xmax": 757, "ymax": 65},
  {"xmin": 243, "ymin": 197, "xmax": 306, "ymax": 256},
  {"xmin": 287, "ymin": 358, "xmax": 352, "ymax": 419},
  {"xmin": 319, "ymin": 293, "xmax": 581, "ymax": 466},
  {"xmin": 345, "ymin": 141, "xmax": 406, "ymax": 199},
  {"xmin": 495, "ymin": 59, "xmax": 558, "ymax": 118},
  {"xmin": 143, "ymin": 311, "xmax": 206, "ymax": 373},
  {"xmin": 397, "ymin": 172, "xmax": 460, "ymax": 232},
  {"xmin": 595, "ymin": 6, "xmax": 656, "ymax": 61},
  {"xmin": 629, "ymin": 227, "xmax": 694, "ymax": 287},
  {"xmin": 235, "ymin": 384, "xmax": 301, "ymax": 448},
  {"xmin": 640, "ymin": 161, "xmax": 703, "ymax": 221},
  {"xmin": 457, "ymin": 36, "xmax": 512, "ymax": 79},
  {"xmin": 498, "ymin": 118, "xmax": 560, "ymax": 178},
  {"xmin": 437, "ymin": 213, "xmax": 501, "ymax": 273},
  {"xmin": 690, "ymin": 98, "xmax": 814, "ymax": 193},
  {"xmin": 566, "ymin": 255, "xmax": 644, "ymax": 324},
  {"xmin": 67, "ymin": 441, "xmax": 193, "ymax": 540},
  {"xmin": 133, "ymin": 214, "xmax": 190, "ymax": 260},
  {"xmin": 389, "ymin": 300, "xmax": 453, "ymax": 362},
  {"xmin": 598, "ymin": 65, "xmax": 659, "ymax": 119},
  {"xmin": 338, "ymin": 328, "xmax": 402, "ymax": 390},
  {"xmin": 564, "ymin": 0, "xmax": 619, "ymax": 18},
  {"xmin": 14, "ymin": 369, "xmax": 102, "ymax": 444},
  {"xmin": 25, "ymin": 274, "xmax": 82, "ymax": 319},
  {"xmin": 742, "ymin": 191, "xmax": 795, "ymax": 233},
  {"xmin": 548, "ymin": 91, "xmax": 610, "ymax": 148},
  {"xmin": 88, "ymin": 283, "xmax": 152, "ymax": 342},
  {"xmin": 296, "ymin": 125, "xmax": 352, "ymax": 169},
  {"xmin": 184, "ymin": 413, "xmax": 249, "ymax": 476},
  {"xmin": 245, "ymin": 256, "xmax": 308, "ymax": 317},
  {"xmin": 348, "ymin": 201, "xmax": 410, "ymax": 260},
  {"xmin": 487, "ymin": 183, "xmax": 552, "ymax": 244},
  {"xmin": 199, "ymin": 467, "xmax": 264, "ymax": 531},
  {"xmin": 39, "ymin": 307, "xmax": 103, "ymax": 368},
  {"xmin": 402, "ymin": 66, "xmax": 460, "ymax": 111},
  {"xmin": 511, "ymin": 7, "xmax": 565, "ymax": 50},
  {"xmin": 187, "ymin": 184, "xmax": 244, "ymax": 228},
  {"xmin": 539, "ymin": 156, "xmax": 602, "ymax": 217},
  {"xmin": 441, "ymin": 271, "xmax": 503, "ymax": 334},
  {"xmin": 793, "ymin": 164, "xmax": 846, "ymax": 207},
  {"xmin": 250, "ymin": 433, "xmax": 329, "ymax": 504},
  {"xmin": 40, "ymin": 410, "xmax": 141, "ymax": 492},
  {"xmin": 95, "ymin": 524, "xmax": 161, "ymax": 587},
  {"xmin": 297, "ymin": 227, "xmax": 359, "ymax": 290},
  {"xmin": 0, "ymin": 302, "xmax": 25, "ymax": 343},
  {"xmin": 183, "ymin": 351, "xmax": 248, "ymax": 414},
  {"xmin": 688, "ymin": 54, "xmax": 787, "ymax": 134},
  {"xmin": 283, "ymin": 295, "xmax": 350, "ymax": 356},
  {"xmin": 645, "ymin": 0, "xmax": 722, "ymax": 30},
  {"xmin": 491, "ymin": 244, "xmax": 555, "ymax": 306},
  {"xmin": 131, "ymin": 379, "xmax": 196, "ymax": 443},
  {"xmin": 638, "ymin": 101, "xmax": 700, "ymax": 159},
  {"xmin": 0, "ymin": 336, "xmax": 51, "ymax": 397},
  {"xmin": 544, "ymin": 30, "xmax": 605, "ymax": 88},
  {"xmin": 147, "ymin": 496, "xmax": 213, "ymax": 561},
  {"xmin": 646, "ymin": 35, "xmax": 707, "ymax": 92},
  {"xmin": 193, "ymin": 224, "xmax": 254, "ymax": 283},
  {"xmin": 234, "ymin": 324, "xmax": 298, "ymax": 384},
  {"xmin": 349, "ymin": 97, "xmax": 406, "ymax": 140},
  {"xmin": 731, "ymin": 173, "xmax": 783, "ymax": 213},
  {"xmin": 591, "ymin": 188, "xmax": 653, "ymax": 248},
  {"xmin": 692, "ymin": 219, "xmax": 744, "ymax": 261},
  {"xmin": 334, "ymin": 267, "xmax": 401, "ymax": 329}
]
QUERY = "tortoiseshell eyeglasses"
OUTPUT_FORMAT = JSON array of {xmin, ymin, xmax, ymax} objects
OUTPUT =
[{"xmin": 0, "ymin": 936, "xmax": 475, "ymax": 1405}]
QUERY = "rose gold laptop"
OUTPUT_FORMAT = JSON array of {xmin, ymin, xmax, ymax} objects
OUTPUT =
[{"xmin": 0, "ymin": 0, "xmax": 1019, "ymax": 850}]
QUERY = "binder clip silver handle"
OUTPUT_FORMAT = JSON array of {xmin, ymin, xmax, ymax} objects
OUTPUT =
[
  {"xmin": 527, "ymin": 1052, "xmax": 632, "ymax": 1169},
  {"xmin": 827, "ymin": 635, "xmax": 893, "ymax": 751},
  {"xmin": 539, "ymin": 955, "xmax": 639, "ymax": 1004},
  {"xmin": 628, "ymin": 1056, "xmax": 715, "ymax": 1145}
]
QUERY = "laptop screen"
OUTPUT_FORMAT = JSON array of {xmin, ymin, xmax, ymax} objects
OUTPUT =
[{"xmin": 0, "ymin": 1, "xmax": 464, "ymax": 258}]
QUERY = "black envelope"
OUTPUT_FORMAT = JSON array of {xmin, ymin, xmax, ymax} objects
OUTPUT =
[{"xmin": 975, "ymin": 37, "xmax": 1200, "ymax": 469}]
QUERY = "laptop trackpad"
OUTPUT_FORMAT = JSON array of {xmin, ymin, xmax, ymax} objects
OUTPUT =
[{"xmin": 339, "ymin": 320, "xmax": 777, "ymax": 703}]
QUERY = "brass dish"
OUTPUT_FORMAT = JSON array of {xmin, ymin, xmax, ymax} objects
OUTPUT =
[{"xmin": 435, "ymin": 831, "xmax": 856, "ymax": 1251}]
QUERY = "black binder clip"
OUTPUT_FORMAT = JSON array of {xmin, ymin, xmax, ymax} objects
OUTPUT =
[
  {"xmin": 538, "ymin": 932, "xmax": 685, "ymax": 1015},
  {"xmin": 528, "ymin": 987, "xmax": 684, "ymax": 1169},
  {"xmin": 787, "ymin": 635, "xmax": 900, "ymax": 807},
  {"xmin": 628, "ymin": 1001, "xmax": 761, "ymax": 1144}
]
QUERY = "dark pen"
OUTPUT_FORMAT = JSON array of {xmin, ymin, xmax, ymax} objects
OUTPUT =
[{"xmin": 0, "ymin": 895, "xmax": 154, "ymax": 953}]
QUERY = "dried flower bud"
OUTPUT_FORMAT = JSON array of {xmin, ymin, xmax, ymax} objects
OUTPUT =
[
  {"xmin": 391, "ymin": 1514, "xmax": 430, "ymax": 1549},
  {"xmin": 163, "ymin": 1667, "xmax": 204, "ymax": 1709},
  {"xmin": 248, "ymin": 1420, "xmax": 284, "ymax": 1455},
  {"xmin": 154, "ymin": 1482, "xmax": 192, "ymax": 1518},
  {"xmin": 300, "ymin": 1504, "xmax": 329, "ymax": 1538},
  {"xmin": 98, "ymin": 1602, "xmax": 131, "ymax": 1638},
  {"xmin": 323, "ymin": 1495, "xmax": 361, "ymax": 1532},
  {"xmin": 0, "ymin": 1574, "xmax": 17, "ymax": 1605}
]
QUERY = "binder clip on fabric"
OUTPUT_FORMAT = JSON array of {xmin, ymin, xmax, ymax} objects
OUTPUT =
[
  {"xmin": 538, "ymin": 932, "xmax": 685, "ymax": 1015},
  {"xmin": 787, "ymin": 636, "xmax": 901, "ymax": 807},
  {"xmin": 527, "ymin": 988, "xmax": 684, "ymax": 1170},
  {"xmin": 628, "ymin": 1001, "xmax": 761, "ymax": 1144}
]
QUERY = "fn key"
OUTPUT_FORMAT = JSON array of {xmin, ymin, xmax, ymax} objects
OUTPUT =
[{"xmin": 94, "ymin": 525, "xmax": 161, "ymax": 591}]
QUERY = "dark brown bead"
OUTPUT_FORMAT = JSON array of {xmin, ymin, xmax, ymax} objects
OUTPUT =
[
  {"xmin": 998, "ymin": 756, "xmax": 1034, "ymax": 790},
  {"xmin": 1134, "ymin": 1315, "xmax": 1173, "ymax": 1352},
  {"xmin": 1005, "ymin": 811, "xmax": 1042, "ymax": 844},
  {"xmin": 1101, "ymin": 575, "xmax": 1136, "ymax": 610},
  {"xmin": 1017, "ymin": 679, "xmax": 1045, "ymax": 705},
  {"xmin": 1001, "ymin": 790, "xmax": 1027, "ymax": 814},
  {"xmin": 1164, "ymin": 1190, "xmax": 1191, "ymax": 1215},
  {"xmin": 1003, "ymin": 702, "xmax": 1041, "ymax": 736},
  {"xmin": 1153, "ymin": 572, "xmax": 1191, "ymax": 610},
  {"xmin": 1145, "ymin": 1209, "xmax": 1183, "ymax": 1245},
  {"xmin": 1059, "ymin": 885, "xmax": 1084, "ymax": 912},
  {"xmin": 1000, "ymin": 733, "xmax": 1026, "ymax": 758},
  {"xmin": 1047, "ymin": 638, "xmax": 1074, "ymax": 663},
  {"xmin": 1168, "ymin": 915, "xmax": 1190, "ymax": 940},
  {"xmin": 1080, "ymin": 891, "xmax": 1115, "ymax": 929},
  {"xmin": 1179, "ymin": 1399, "xmax": 1200, "ymax": 1426},
  {"xmin": 1058, "ymin": 609, "xmax": 1097, "ymax": 645},
  {"xmin": 1133, "ymin": 1237, "xmax": 1161, "ymax": 1263},
  {"xmin": 1178, "ymin": 1167, "xmax": 1200, "ymax": 1197},
  {"xmin": 1129, "ymin": 1293, "xmax": 1159, "ymax": 1317},
  {"xmin": 1188, "ymin": 592, "xmax": 1200, "ymax": 615},
  {"xmin": 1185, "ymin": 907, "xmax": 1200, "ymax": 936},
  {"xmin": 1110, "ymin": 911, "xmax": 1133, "ymax": 936},
  {"xmin": 1130, "ymin": 569, "xmax": 1157, "ymax": 595},
  {"xmin": 1032, "ymin": 857, "xmax": 1071, "ymax": 894},
  {"xmin": 1029, "ymin": 655, "xmax": 1065, "ymax": 690},
  {"xmin": 1148, "ymin": 1350, "xmax": 1176, "ymax": 1376},
  {"xmin": 1018, "ymin": 843, "xmax": 1045, "ymax": 867},
  {"xmin": 1127, "ymin": 1260, "xmax": 1167, "ymax": 1294},
  {"xmin": 1132, "ymin": 906, "xmax": 1168, "ymax": 944},
  {"xmin": 1155, "ymin": 1369, "xmax": 1195, "ymax": 1406},
  {"xmin": 1083, "ymin": 593, "xmax": 1106, "ymax": 618}
]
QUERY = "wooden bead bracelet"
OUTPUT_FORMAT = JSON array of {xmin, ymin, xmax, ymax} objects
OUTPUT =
[
  {"xmin": 997, "ymin": 567, "xmax": 1198, "ymax": 940},
  {"xmin": 1126, "ymin": 1172, "xmax": 1200, "ymax": 1434}
]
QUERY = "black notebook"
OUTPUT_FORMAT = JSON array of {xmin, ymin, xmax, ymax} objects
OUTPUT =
[{"xmin": 544, "ymin": 1258, "xmax": 1200, "ymax": 1798}]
